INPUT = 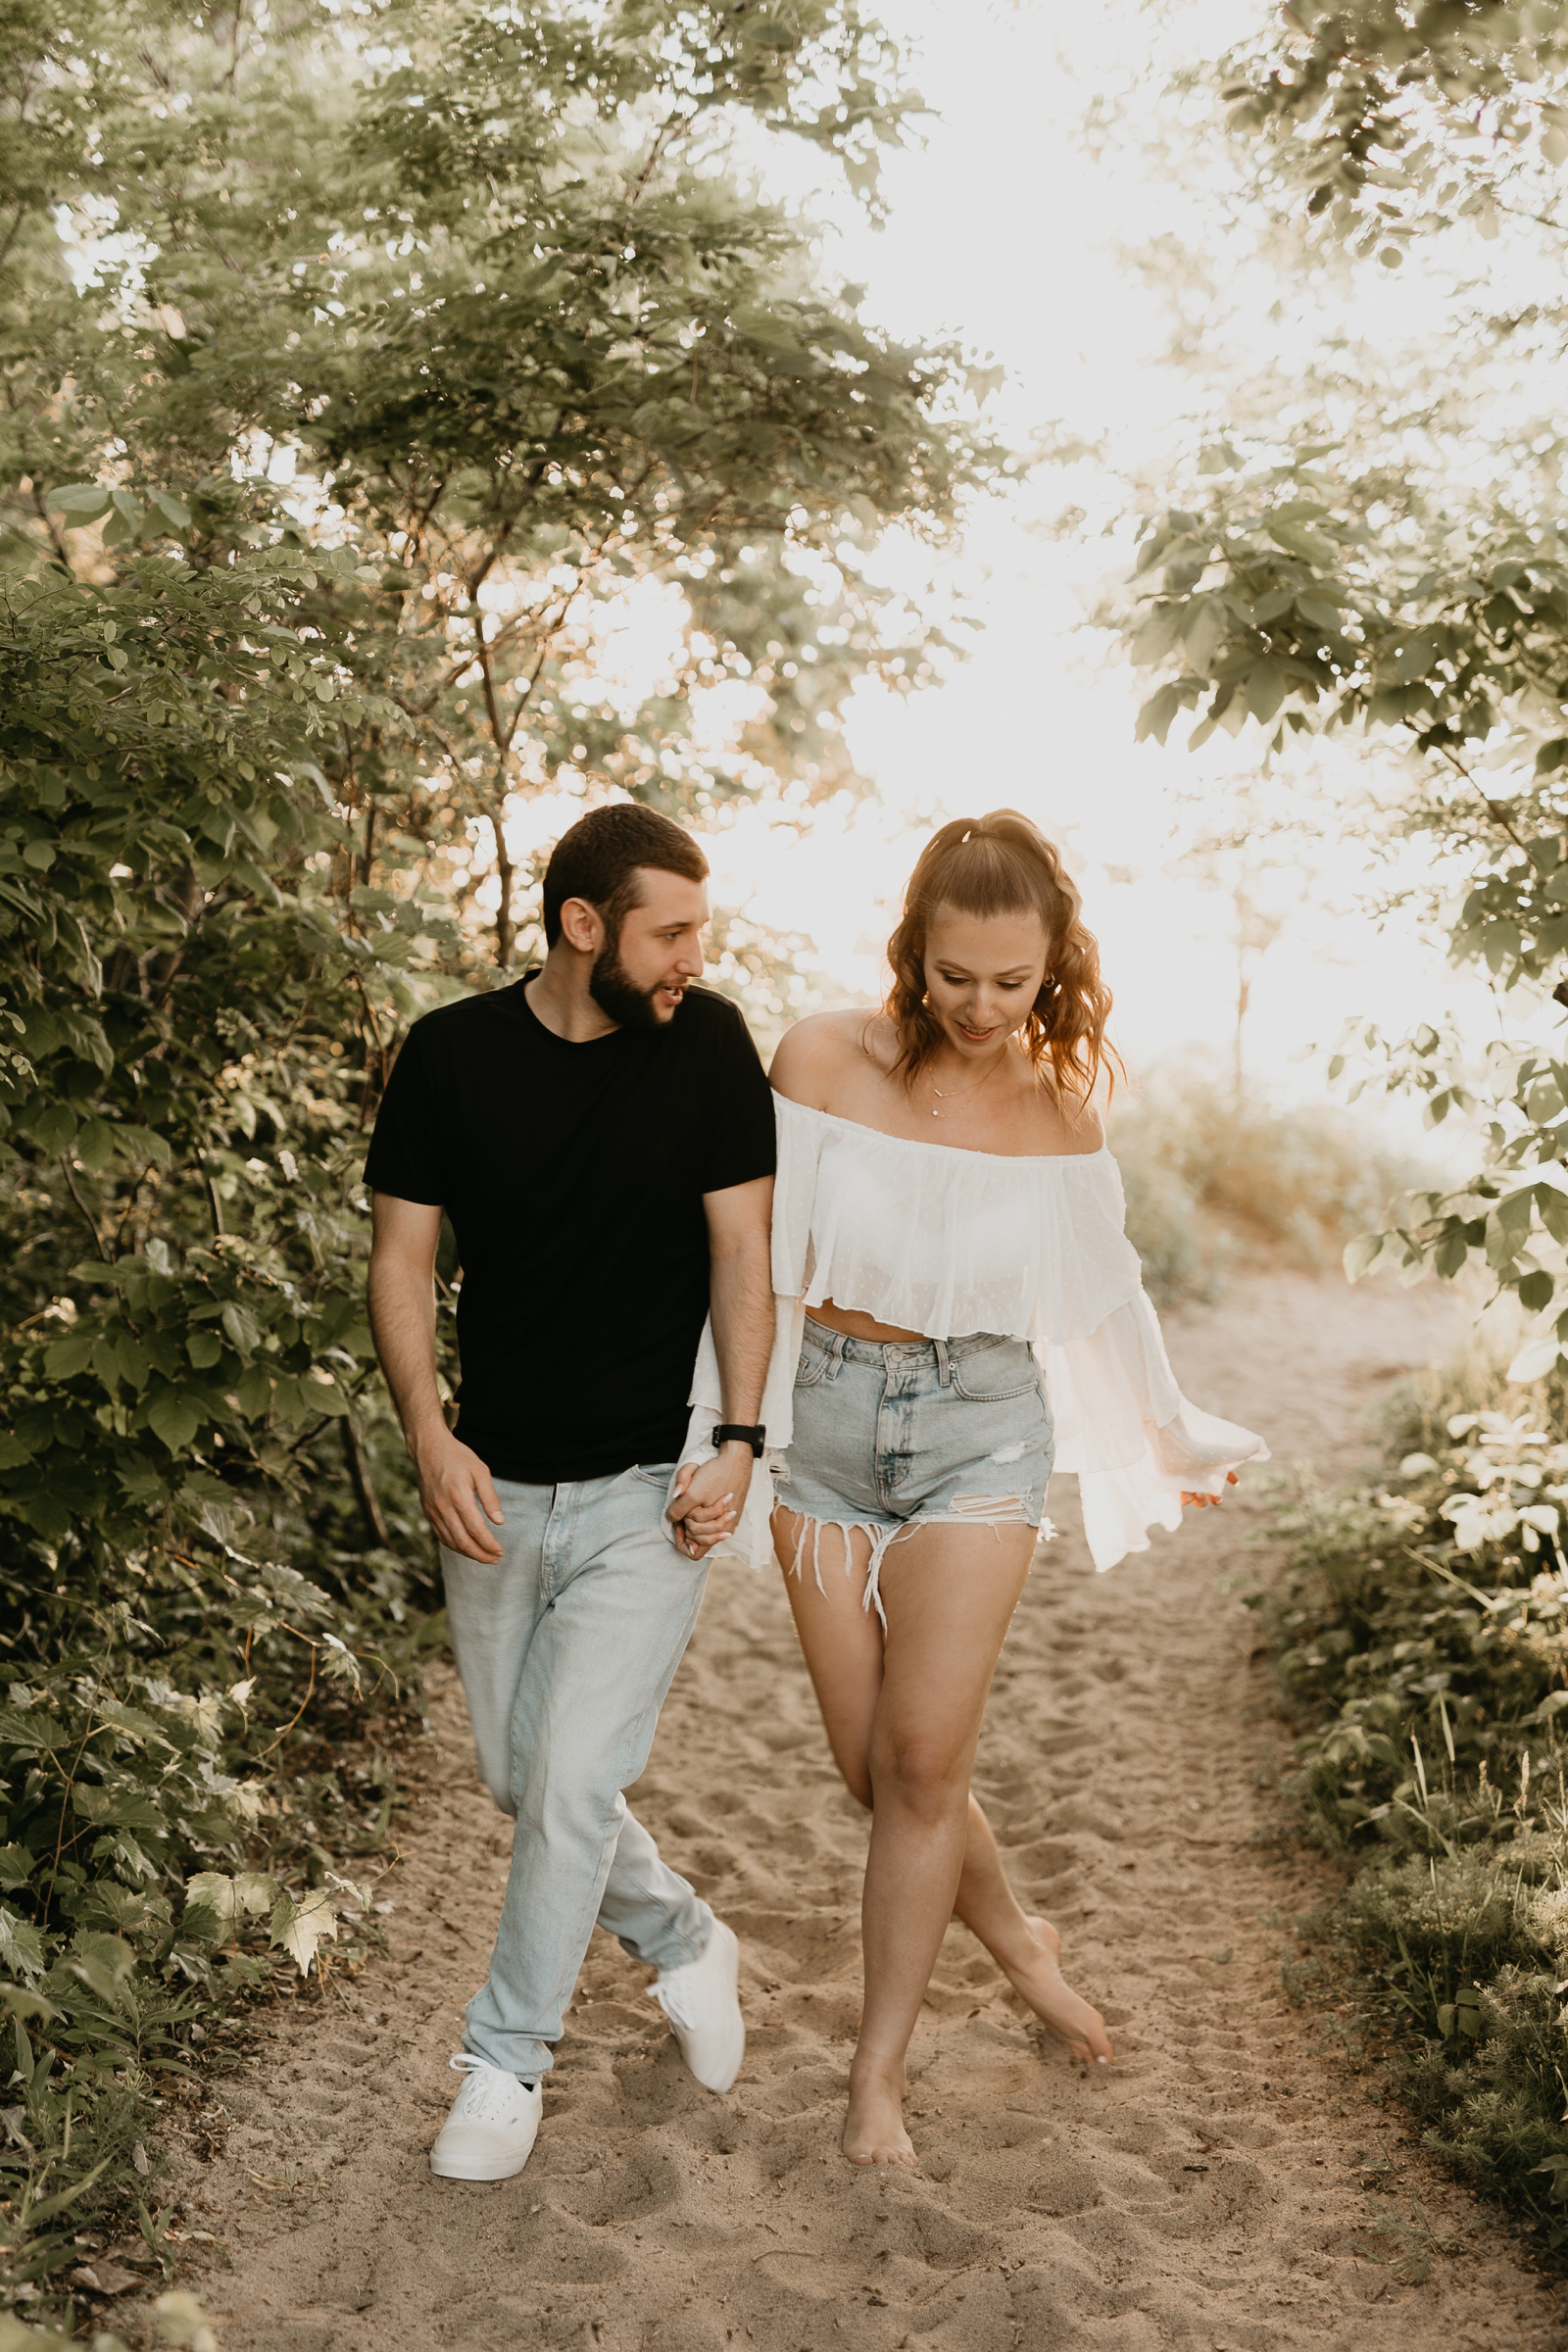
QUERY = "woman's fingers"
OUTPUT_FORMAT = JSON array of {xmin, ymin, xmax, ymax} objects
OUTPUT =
[{"xmin": 1180, "ymin": 1470, "xmax": 1243, "ymax": 1508}]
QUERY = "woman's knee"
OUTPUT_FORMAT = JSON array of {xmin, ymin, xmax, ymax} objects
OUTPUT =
[{"xmin": 869, "ymin": 1732, "xmax": 970, "ymax": 1816}]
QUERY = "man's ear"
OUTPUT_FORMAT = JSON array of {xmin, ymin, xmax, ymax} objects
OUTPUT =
[{"xmin": 557, "ymin": 896, "xmax": 606, "ymax": 955}]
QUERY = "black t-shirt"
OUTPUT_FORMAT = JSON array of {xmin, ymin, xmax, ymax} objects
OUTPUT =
[{"xmin": 363, "ymin": 976, "xmax": 776, "ymax": 1484}]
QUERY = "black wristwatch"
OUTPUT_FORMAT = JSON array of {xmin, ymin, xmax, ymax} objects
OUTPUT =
[{"xmin": 711, "ymin": 1424, "xmax": 766, "ymax": 1457}]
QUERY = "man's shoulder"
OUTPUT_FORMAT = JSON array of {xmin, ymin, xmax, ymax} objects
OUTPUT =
[
  {"xmin": 676, "ymin": 983, "xmax": 757, "ymax": 1043},
  {"xmin": 404, "ymin": 983, "xmax": 522, "ymax": 1045}
]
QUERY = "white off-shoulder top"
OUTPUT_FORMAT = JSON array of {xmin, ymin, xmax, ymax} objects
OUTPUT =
[{"xmin": 683, "ymin": 1093, "xmax": 1267, "ymax": 1573}]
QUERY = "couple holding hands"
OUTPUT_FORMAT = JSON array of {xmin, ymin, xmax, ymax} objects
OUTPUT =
[{"xmin": 365, "ymin": 803, "xmax": 1264, "ymax": 2180}]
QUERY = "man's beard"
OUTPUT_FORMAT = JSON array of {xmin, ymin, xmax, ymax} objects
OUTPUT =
[{"xmin": 588, "ymin": 939, "xmax": 670, "ymax": 1031}]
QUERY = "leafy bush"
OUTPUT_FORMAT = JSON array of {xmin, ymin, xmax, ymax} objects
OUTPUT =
[
  {"xmin": 1113, "ymin": 1066, "xmax": 1419, "ymax": 1305},
  {"xmin": 1260, "ymin": 1344, "xmax": 1568, "ymax": 2246}
]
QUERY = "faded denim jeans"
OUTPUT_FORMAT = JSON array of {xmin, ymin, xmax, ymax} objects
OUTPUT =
[{"xmin": 441, "ymin": 1464, "xmax": 714, "ymax": 2081}]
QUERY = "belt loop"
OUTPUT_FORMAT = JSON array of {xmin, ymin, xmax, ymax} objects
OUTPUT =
[
  {"xmin": 935, "ymin": 1338, "xmax": 952, "ymax": 1387},
  {"xmin": 826, "ymin": 1328, "xmax": 847, "ymax": 1383}
]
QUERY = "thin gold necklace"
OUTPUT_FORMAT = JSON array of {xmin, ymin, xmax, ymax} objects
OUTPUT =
[{"xmin": 930, "ymin": 1047, "xmax": 1008, "ymax": 1118}]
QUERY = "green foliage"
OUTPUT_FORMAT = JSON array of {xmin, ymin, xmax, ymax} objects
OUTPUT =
[
  {"xmin": 1111, "ymin": 1066, "xmax": 1419, "ymax": 1305},
  {"xmin": 1219, "ymin": 0, "xmax": 1568, "ymax": 255},
  {"xmin": 2, "ymin": 0, "xmax": 997, "ymax": 965},
  {"xmin": 1092, "ymin": 4, "xmax": 1568, "ymax": 1374},
  {"xmin": 1260, "ymin": 1347, "xmax": 1568, "ymax": 2244}
]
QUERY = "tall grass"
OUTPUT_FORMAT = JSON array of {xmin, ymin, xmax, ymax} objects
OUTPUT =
[{"xmin": 1112, "ymin": 1066, "xmax": 1420, "ymax": 1306}]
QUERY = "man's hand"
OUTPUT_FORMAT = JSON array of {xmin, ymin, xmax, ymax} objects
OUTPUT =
[
  {"xmin": 412, "ymin": 1428, "xmax": 506, "ymax": 1562},
  {"xmin": 666, "ymin": 1441, "xmax": 755, "ymax": 1559}
]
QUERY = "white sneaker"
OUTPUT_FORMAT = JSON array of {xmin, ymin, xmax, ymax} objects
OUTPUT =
[
  {"xmin": 429, "ymin": 2054, "xmax": 542, "ymax": 2181},
  {"xmin": 647, "ymin": 1920, "xmax": 745, "ymax": 2093}
]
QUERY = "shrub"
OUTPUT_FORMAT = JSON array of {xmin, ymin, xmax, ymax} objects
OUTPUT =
[
  {"xmin": 1112, "ymin": 1065, "xmax": 1420, "ymax": 1304},
  {"xmin": 1260, "ymin": 1343, "xmax": 1568, "ymax": 2247}
]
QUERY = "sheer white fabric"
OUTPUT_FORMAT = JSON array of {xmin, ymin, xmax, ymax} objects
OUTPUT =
[{"xmin": 684, "ymin": 1094, "xmax": 1267, "ymax": 1572}]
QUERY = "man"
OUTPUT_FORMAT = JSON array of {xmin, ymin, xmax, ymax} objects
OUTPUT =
[{"xmin": 366, "ymin": 803, "xmax": 775, "ymax": 2183}]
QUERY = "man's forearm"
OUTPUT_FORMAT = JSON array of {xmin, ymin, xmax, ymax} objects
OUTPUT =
[
  {"xmin": 368, "ymin": 1254, "xmax": 449, "ymax": 1455},
  {"xmin": 709, "ymin": 1237, "xmax": 773, "ymax": 1429}
]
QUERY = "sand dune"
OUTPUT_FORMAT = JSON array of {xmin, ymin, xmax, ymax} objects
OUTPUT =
[{"xmin": 164, "ymin": 1271, "xmax": 1565, "ymax": 2350}]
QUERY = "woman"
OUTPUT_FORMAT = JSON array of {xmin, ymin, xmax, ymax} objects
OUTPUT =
[{"xmin": 684, "ymin": 811, "xmax": 1266, "ymax": 2169}]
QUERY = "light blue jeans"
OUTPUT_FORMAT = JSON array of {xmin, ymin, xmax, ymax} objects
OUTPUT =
[{"xmin": 441, "ymin": 1465, "xmax": 714, "ymax": 2080}]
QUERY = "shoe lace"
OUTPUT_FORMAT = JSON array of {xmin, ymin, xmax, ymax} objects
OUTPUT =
[{"xmin": 448, "ymin": 2053, "xmax": 525, "ymax": 2121}]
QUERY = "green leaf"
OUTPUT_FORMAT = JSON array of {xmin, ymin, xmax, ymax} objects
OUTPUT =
[
  {"xmin": 74, "ymin": 1118, "xmax": 117, "ymax": 1172},
  {"xmin": 147, "ymin": 489, "xmax": 192, "ymax": 532},
  {"xmin": 1246, "ymin": 661, "xmax": 1285, "ymax": 722},
  {"xmin": 1135, "ymin": 683, "xmax": 1187, "ymax": 746},
  {"xmin": 46, "ymin": 485, "xmax": 112, "ymax": 520},
  {"xmin": 26, "ymin": 1104, "xmax": 77, "ymax": 1152},
  {"xmin": 221, "ymin": 1302, "xmax": 262, "ymax": 1354},
  {"xmin": 42, "ymin": 1332, "xmax": 92, "ymax": 1378},
  {"xmin": 65, "ymin": 1931, "xmax": 136, "ymax": 2010},
  {"xmin": 1344, "ymin": 1231, "xmax": 1385, "ymax": 1282},
  {"xmin": 145, "ymin": 1394, "xmax": 201, "ymax": 1453},
  {"xmin": 0, "ymin": 1906, "xmax": 46, "ymax": 1983}
]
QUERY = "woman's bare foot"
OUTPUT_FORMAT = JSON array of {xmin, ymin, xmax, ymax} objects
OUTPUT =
[
  {"xmin": 844, "ymin": 2055, "xmax": 918, "ymax": 2169},
  {"xmin": 996, "ymin": 1916, "xmax": 1113, "ymax": 2066}
]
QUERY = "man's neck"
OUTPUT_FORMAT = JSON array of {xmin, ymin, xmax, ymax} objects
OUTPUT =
[{"xmin": 523, "ymin": 953, "xmax": 619, "ymax": 1044}]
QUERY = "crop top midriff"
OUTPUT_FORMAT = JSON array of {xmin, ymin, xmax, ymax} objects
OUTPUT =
[{"xmin": 683, "ymin": 1093, "xmax": 1268, "ymax": 1573}]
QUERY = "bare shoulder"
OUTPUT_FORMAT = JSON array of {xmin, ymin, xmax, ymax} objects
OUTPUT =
[
  {"xmin": 769, "ymin": 1008, "xmax": 888, "ymax": 1103},
  {"xmin": 1065, "ymin": 1098, "xmax": 1106, "ymax": 1155},
  {"xmin": 1038, "ymin": 1078, "xmax": 1105, "ymax": 1157}
]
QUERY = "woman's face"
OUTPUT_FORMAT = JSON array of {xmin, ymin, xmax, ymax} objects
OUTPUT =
[{"xmin": 920, "ymin": 904, "xmax": 1051, "ymax": 1059}]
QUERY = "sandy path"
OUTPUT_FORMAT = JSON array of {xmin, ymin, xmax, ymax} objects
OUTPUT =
[{"xmin": 167, "ymin": 1271, "xmax": 1568, "ymax": 2351}]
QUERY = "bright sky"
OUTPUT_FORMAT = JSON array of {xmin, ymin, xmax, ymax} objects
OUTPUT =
[{"xmin": 683, "ymin": 0, "xmax": 1496, "ymax": 1121}]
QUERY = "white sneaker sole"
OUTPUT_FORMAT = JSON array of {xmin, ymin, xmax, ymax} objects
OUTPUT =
[{"xmin": 429, "ymin": 2139, "xmax": 536, "ymax": 2182}]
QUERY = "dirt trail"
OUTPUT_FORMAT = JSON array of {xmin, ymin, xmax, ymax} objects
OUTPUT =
[{"xmin": 166, "ymin": 1270, "xmax": 1568, "ymax": 2351}]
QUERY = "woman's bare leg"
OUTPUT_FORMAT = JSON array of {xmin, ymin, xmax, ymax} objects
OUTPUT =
[
  {"xmin": 851, "ymin": 1520, "xmax": 1036, "ymax": 2163},
  {"xmin": 774, "ymin": 1510, "xmax": 1109, "ymax": 2162},
  {"xmin": 777, "ymin": 1510, "xmax": 1033, "ymax": 2163}
]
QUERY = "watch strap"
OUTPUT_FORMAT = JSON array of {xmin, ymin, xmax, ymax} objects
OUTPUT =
[{"xmin": 711, "ymin": 1423, "xmax": 766, "ymax": 1458}]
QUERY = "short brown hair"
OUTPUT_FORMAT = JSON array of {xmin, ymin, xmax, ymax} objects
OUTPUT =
[
  {"xmin": 884, "ymin": 810, "xmax": 1119, "ymax": 1103},
  {"xmin": 541, "ymin": 804, "xmax": 709, "ymax": 948}
]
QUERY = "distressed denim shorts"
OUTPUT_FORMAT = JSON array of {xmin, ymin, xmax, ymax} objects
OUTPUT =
[{"xmin": 774, "ymin": 1316, "xmax": 1054, "ymax": 1623}]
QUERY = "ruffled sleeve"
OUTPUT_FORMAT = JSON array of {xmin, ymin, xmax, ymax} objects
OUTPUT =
[{"xmin": 1040, "ymin": 1292, "xmax": 1267, "ymax": 1571}]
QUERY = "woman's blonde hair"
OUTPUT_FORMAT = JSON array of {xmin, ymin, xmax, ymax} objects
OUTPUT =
[{"xmin": 884, "ymin": 810, "xmax": 1118, "ymax": 1102}]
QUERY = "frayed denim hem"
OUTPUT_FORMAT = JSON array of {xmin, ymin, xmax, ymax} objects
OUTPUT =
[{"xmin": 778, "ymin": 1499, "xmax": 1054, "ymax": 1631}]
